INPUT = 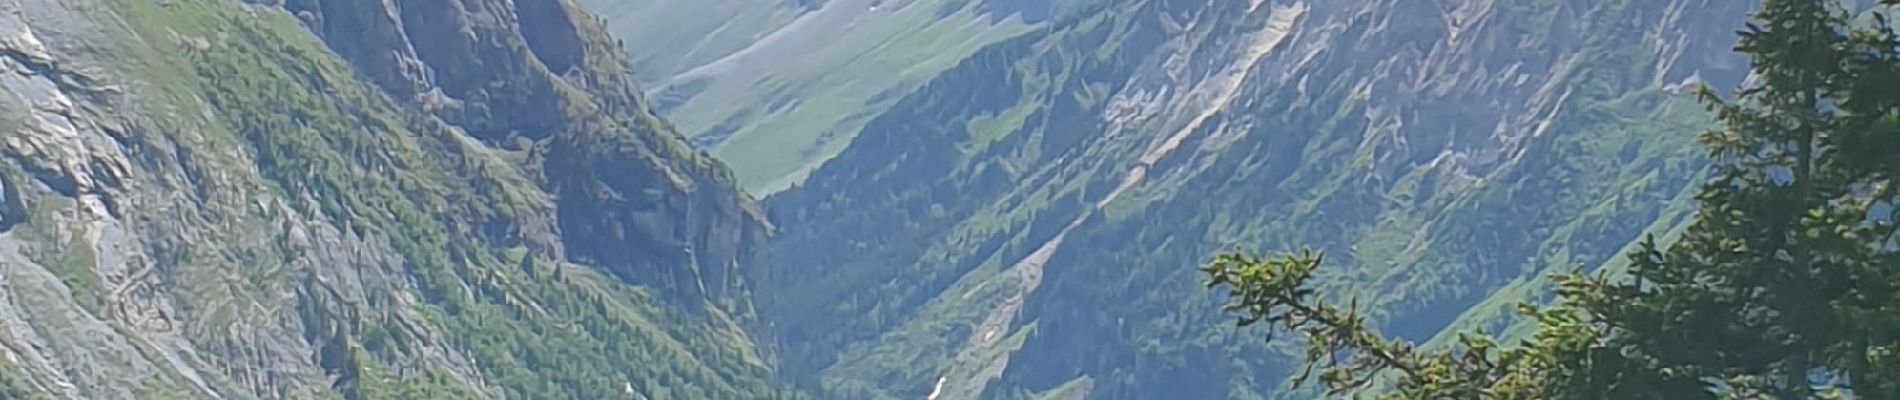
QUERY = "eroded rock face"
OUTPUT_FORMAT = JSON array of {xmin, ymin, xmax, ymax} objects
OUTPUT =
[
  {"xmin": 547, "ymin": 136, "xmax": 768, "ymax": 302},
  {"xmin": 284, "ymin": 0, "xmax": 563, "ymax": 142},
  {"xmin": 273, "ymin": 0, "xmax": 771, "ymax": 304},
  {"xmin": 0, "ymin": 0, "xmax": 777, "ymax": 397},
  {"xmin": 0, "ymin": 0, "xmax": 475, "ymax": 397},
  {"xmin": 282, "ymin": 0, "xmax": 432, "ymax": 100},
  {"xmin": 1222, "ymin": 0, "xmax": 1750, "ymax": 184}
]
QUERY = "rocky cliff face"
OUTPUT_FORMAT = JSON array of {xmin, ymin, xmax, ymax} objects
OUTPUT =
[
  {"xmin": 276, "ymin": 0, "xmax": 769, "ymax": 303},
  {"xmin": 0, "ymin": 0, "xmax": 786, "ymax": 398},
  {"xmin": 766, "ymin": 0, "xmax": 1751, "ymax": 398},
  {"xmin": 1, "ymin": 1, "xmax": 454, "ymax": 397}
]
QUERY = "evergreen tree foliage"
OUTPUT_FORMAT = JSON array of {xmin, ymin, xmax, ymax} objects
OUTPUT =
[{"xmin": 1202, "ymin": 1, "xmax": 1900, "ymax": 398}]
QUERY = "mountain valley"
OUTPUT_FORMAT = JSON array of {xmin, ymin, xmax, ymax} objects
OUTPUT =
[{"xmin": 7, "ymin": 0, "xmax": 1889, "ymax": 399}]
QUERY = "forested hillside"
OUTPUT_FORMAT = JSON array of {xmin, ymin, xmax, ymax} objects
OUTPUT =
[{"xmin": 762, "ymin": 0, "xmax": 1752, "ymax": 398}]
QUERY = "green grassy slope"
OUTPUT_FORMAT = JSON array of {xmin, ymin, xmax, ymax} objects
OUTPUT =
[
  {"xmin": 583, "ymin": 0, "xmax": 1041, "ymax": 193},
  {"xmin": 571, "ymin": 0, "xmax": 809, "ymax": 84}
]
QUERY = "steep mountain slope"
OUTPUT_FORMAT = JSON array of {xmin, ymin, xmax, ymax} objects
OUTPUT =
[
  {"xmin": 580, "ymin": 0, "xmax": 1064, "ymax": 193},
  {"xmin": 767, "ymin": 0, "xmax": 1751, "ymax": 398},
  {"xmin": 0, "ymin": 0, "xmax": 793, "ymax": 398}
]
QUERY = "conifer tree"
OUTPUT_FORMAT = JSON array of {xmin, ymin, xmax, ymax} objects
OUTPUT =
[{"xmin": 1203, "ymin": 1, "xmax": 1900, "ymax": 398}]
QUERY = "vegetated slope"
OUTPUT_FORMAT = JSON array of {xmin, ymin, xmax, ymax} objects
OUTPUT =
[
  {"xmin": 0, "ymin": 0, "xmax": 794, "ymax": 398},
  {"xmin": 580, "ymin": 0, "xmax": 1072, "ymax": 193},
  {"xmin": 570, "ymin": 0, "xmax": 814, "ymax": 85},
  {"xmin": 767, "ymin": 0, "xmax": 1750, "ymax": 398}
]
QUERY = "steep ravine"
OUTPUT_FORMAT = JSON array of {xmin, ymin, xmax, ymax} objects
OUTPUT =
[{"xmin": 930, "ymin": 4, "xmax": 1310, "ymax": 398}]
